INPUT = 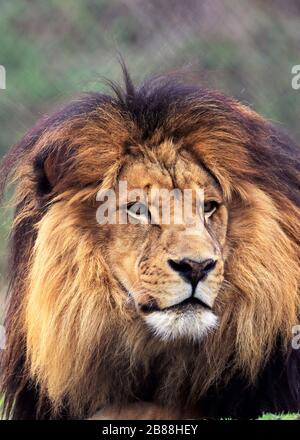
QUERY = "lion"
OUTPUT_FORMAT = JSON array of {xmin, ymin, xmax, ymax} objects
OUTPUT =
[{"xmin": 0, "ymin": 68, "xmax": 300, "ymax": 420}]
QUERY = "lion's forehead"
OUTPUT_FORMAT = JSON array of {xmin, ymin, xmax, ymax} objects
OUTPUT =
[{"xmin": 118, "ymin": 147, "xmax": 218, "ymax": 195}]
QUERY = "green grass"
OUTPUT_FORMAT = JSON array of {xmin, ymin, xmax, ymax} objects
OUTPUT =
[
  {"xmin": 221, "ymin": 413, "xmax": 299, "ymax": 420},
  {"xmin": 258, "ymin": 413, "xmax": 299, "ymax": 420},
  {"xmin": 0, "ymin": 396, "xmax": 3, "ymax": 418}
]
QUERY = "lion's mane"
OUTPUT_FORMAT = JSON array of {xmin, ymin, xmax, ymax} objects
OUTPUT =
[{"xmin": 1, "ymin": 71, "xmax": 300, "ymax": 419}]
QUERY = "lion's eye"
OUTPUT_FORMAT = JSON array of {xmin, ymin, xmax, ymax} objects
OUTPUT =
[
  {"xmin": 204, "ymin": 200, "xmax": 219, "ymax": 218},
  {"xmin": 126, "ymin": 202, "xmax": 151, "ymax": 224}
]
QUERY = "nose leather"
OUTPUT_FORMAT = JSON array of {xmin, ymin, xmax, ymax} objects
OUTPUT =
[{"xmin": 168, "ymin": 258, "xmax": 217, "ymax": 289}]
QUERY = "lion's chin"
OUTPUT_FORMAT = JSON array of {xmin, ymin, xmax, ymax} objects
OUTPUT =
[{"xmin": 144, "ymin": 308, "xmax": 218, "ymax": 342}]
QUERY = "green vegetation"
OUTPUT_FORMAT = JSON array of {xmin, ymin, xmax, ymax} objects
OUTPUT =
[{"xmin": 258, "ymin": 413, "xmax": 299, "ymax": 420}]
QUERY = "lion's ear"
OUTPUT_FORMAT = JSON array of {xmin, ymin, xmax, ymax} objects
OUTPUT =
[
  {"xmin": 43, "ymin": 152, "xmax": 59, "ymax": 189},
  {"xmin": 34, "ymin": 149, "xmax": 62, "ymax": 195}
]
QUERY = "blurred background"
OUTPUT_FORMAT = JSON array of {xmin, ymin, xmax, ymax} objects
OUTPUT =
[{"xmin": 0, "ymin": 0, "xmax": 300, "ymax": 311}]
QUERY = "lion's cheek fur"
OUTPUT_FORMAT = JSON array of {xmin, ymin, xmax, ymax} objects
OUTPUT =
[
  {"xmin": 223, "ymin": 183, "xmax": 300, "ymax": 374},
  {"xmin": 23, "ymin": 200, "xmax": 161, "ymax": 416},
  {"xmin": 24, "ymin": 201, "xmax": 120, "ymax": 414}
]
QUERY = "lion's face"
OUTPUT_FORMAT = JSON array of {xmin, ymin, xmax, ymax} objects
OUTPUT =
[{"xmin": 100, "ymin": 143, "xmax": 228, "ymax": 340}]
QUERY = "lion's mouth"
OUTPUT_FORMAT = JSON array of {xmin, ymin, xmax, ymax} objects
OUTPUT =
[{"xmin": 141, "ymin": 296, "xmax": 211, "ymax": 314}]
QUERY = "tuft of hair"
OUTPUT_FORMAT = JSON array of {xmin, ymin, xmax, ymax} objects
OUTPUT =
[{"xmin": 1, "ymin": 66, "xmax": 300, "ymax": 419}]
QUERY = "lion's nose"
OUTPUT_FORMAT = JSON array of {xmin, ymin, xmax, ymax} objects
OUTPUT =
[{"xmin": 168, "ymin": 258, "xmax": 217, "ymax": 287}]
